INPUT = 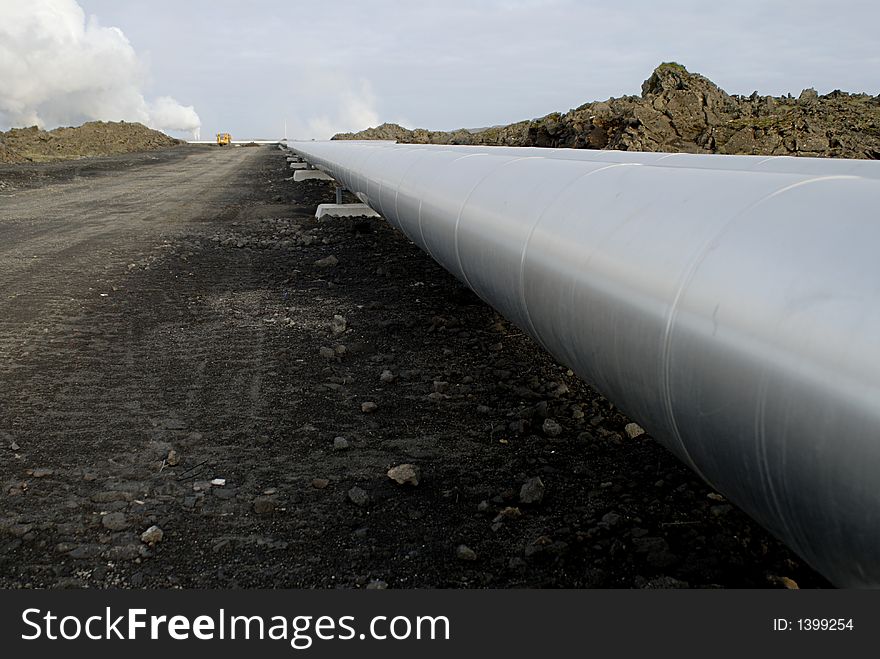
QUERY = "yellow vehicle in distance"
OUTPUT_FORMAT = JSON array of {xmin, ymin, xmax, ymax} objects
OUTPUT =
[{"xmin": 216, "ymin": 132, "xmax": 232, "ymax": 146}]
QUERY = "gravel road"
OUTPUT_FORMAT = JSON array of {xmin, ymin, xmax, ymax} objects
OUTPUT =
[{"xmin": 0, "ymin": 145, "xmax": 827, "ymax": 588}]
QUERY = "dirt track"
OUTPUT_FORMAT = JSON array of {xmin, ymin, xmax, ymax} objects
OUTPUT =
[{"xmin": 0, "ymin": 146, "xmax": 827, "ymax": 588}]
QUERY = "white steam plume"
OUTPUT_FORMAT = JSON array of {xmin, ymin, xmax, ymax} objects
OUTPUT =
[
  {"xmin": 0, "ymin": 0, "xmax": 200, "ymax": 137},
  {"xmin": 303, "ymin": 77, "xmax": 380, "ymax": 139}
]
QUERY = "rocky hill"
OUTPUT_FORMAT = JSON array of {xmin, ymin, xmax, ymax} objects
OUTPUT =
[
  {"xmin": 334, "ymin": 63, "xmax": 880, "ymax": 159},
  {"xmin": 0, "ymin": 121, "xmax": 181, "ymax": 164}
]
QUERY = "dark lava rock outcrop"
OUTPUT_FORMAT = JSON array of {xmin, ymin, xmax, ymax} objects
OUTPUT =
[{"xmin": 335, "ymin": 63, "xmax": 880, "ymax": 159}]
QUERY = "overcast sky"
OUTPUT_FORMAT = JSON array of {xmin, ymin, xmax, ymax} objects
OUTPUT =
[{"xmin": 13, "ymin": 0, "xmax": 880, "ymax": 139}]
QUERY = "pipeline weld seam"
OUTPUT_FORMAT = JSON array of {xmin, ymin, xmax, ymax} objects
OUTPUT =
[
  {"xmin": 517, "ymin": 163, "xmax": 632, "ymax": 359},
  {"xmin": 659, "ymin": 175, "xmax": 857, "ymax": 488}
]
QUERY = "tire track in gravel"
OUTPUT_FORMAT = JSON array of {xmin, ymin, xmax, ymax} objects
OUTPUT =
[
  {"xmin": 0, "ymin": 148, "xmax": 257, "ymax": 369},
  {"xmin": 0, "ymin": 147, "xmax": 278, "ymax": 586}
]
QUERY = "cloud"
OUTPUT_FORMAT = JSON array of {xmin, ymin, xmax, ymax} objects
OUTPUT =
[
  {"xmin": 306, "ymin": 78, "xmax": 380, "ymax": 139},
  {"xmin": 0, "ymin": 0, "xmax": 200, "ymax": 136},
  {"xmin": 282, "ymin": 72, "xmax": 379, "ymax": 140}
]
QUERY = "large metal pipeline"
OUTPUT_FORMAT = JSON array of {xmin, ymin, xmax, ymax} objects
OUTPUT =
[{"xmin": 287, "ymin": 140, "xmax": 880, "ymax": 587}]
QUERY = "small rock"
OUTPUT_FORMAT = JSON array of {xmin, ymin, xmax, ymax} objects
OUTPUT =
[
  {"xmin": 798, "ymin": 88, "xmax": 818, "ymax": 104},
  {"xmin": 314, "ymin": 255, "xmax": 338, "ymax": 268},
  {"xmin": 106, "ymin": 544, "xmax": 146, "ymax": 561},
  {"xmin": 333, "ymin": 344, "xmax": 347, "ymax": 356},
  {"xmin": 533, "ymin": 401, "xmax": 549, "ymax": 418},
  {"xmin": 331, "ymin": 315, "xmax": 347, "ymax": 335},
  {"xmin": 387, "ymin": 464, "xmax": 420, "ymax": 486},
  {"xmin": 319, "ymin": 346, "xmax": 335, "ymax": 359},
  {"xmin": 641, "ymin": 576, "xmax": 690, "ymax": 589},
  {"xmin": 519, "ymin": 476, "xmax": 545, "ymax": 504},
  {"xmin": 524, "ymin": 535, "xmax": 552, "ymax": 558},
  {"xmin": 492, "ymin": 506, "xmax": 522, "ymax": 523},
  {"xmin": 707, "ymin": 492, "xmax": 725, "ymax": 501},
  {"xmin": 10, "ymin": 441, "xmax": 20, "ymax": 451},
  {"xmin": 8, "ymin": 523, "xmax": 33, "ymax": 537},
  {"xmin": 140, "ymin": 526, "xmax": 164, "ymax": 544},
  {"xmin": 101, "ymin": 512, "xmax": 129, "ymax": 531},
  {"xmin": 253, "ymin": 496, "xmax": 276, "ymax": 515},
  {"xmin": 599, "ymin": 429, "xmax": 623, "ymax": 444},
  {"xmin": 348, "ymin": 486, "xmax": 369, "ymax": 507},
  {"xmin": 379, "ymin": 369, "xmax": 396, "ymax": 383},
  {"xmin": 433, "ymin": 381, "xmax": 449, "ymax": 393},
  {"xmin": 211, "ymin": 478, "xmax": 226, "ymax": 486},
  {"xmin": 166, "ymin": 450, "xmax": 180, "ymax": 466},
  {"xmin": 31, "ymin": 468, "xmax": 54, "ymax": 478},
  {"xmin": 455, "ymin": 544, "xmax": 477, "ymax": 561},
  {"xmin": 333, "ymin": 437, "xmax": 350, "ymax": 451},
  {"xmin": 361, "ymin": 401, "xmax": 378, "ymax": 414},
  {"xmin": 769, "ymin": 575, "xmax": 800, "ymax": 589},
  {"xmin": 600, "ymin": 512, "xmax": 621, "ymax": 527},
  {"xmin": 212, "ymin": 539, "xmax": 232, "ymax": 553},
  {"xmin": 311, "ymin": 478, "xmax": 330, "ymax": 489},
  {"xmin": 624, "ymin": 423, "xmax": 645, "ymax": 439},
  {"xmin": 91, "ymin": 491, "xmax": 132, "ymax": 503},
  {"xmin": 542, "ymin": 418, "xmax": 562, "ymax": 437},
  {"xmin": 365, "ymin": 580, "xmax": 388, "ymax": 590}
]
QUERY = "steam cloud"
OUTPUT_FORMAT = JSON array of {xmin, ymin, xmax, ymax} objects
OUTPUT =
[
  {"xmin": 301, "ymin": 77, "xmax": 380, "ymax": 140},
  {"xmin": 0, "ymin": 0, "xmax": 200, "ymax": 137}
]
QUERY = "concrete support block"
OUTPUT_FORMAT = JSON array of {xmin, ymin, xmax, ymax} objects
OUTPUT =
[
  {"xmin": 315, "ymin": 203, "xmax": 381, "ymax": 219},
  {"xmin": 293, "ymin": 170, "xmax": 334, "ymax": 182}
]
